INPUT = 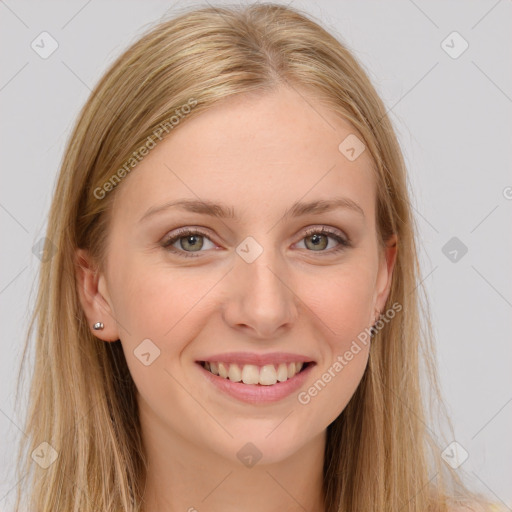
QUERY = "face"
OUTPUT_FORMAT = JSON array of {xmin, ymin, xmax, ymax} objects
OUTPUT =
[{"xmin": 76, "ymin": 84, "xmax": 396, "ymax": 466}]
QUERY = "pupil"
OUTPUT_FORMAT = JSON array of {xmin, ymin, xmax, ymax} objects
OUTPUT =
[
  {"xmin": 182, "ymin": 235, "xmax": 203, "ymax": 251},
  {"xmin": 307, "ymin": 233, "xmax": 327, "ymax": 251}
]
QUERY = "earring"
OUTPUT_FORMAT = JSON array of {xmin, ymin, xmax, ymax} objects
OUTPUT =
[{"xmin": 93, "ymin": 322, "xmax": 104, "ymax": 330}]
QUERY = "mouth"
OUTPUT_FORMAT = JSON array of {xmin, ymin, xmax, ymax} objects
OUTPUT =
[{"xmin": 197, "ymin": 360, "xmax": 312, "ymax": 386}]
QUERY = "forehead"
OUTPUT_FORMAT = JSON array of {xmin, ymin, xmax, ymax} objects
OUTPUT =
[{"xmin": 111, "ymin": 85, "xmax": 377, "ymax": 226}]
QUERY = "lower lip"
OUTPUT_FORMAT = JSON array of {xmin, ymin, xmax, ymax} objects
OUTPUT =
[{"xmin": 197, "ymin": 362, "xmax": 315, "ymax": 404}]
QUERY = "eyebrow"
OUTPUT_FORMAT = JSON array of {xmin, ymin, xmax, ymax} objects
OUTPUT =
[{"xmin": 138, "ymin": 197, "xmax": 365, "ymax": 223}]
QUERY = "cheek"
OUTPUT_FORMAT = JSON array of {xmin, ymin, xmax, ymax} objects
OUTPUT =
[
  {"xmin": 297, "ymin": 346, "xmax": 369, "ymax": 432},
  {"xmin": 108, "ymin": 251, "xmax": 207, "ymax": 340},
  {"xmin": 292, "ymin": 259, "xmax": 374, "ymax": 421},
  {"xmin": 299, "ymin": 258, "xmax": 376, "ymax": 342},
  {"xmin": 108, "ymin": 257, "xmax": 212, "ymax": 429}
]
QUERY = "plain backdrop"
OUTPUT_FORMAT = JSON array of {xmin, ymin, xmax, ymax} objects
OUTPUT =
[{"xmin": 1, "ymin": 0, "xmax": 511, "ymax": 509}]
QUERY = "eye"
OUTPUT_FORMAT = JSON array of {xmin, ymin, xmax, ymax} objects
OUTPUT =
[
  {"xmin": 161, "ymin": 228, "xmax": 216, "ymax": 258},
  {"xmin": 161, "ymin": 226, "xmax": 351, "ymax": 258},
  {"xmin": 296, "ymin": 227, "xmax": 351, "ymax": 254}
]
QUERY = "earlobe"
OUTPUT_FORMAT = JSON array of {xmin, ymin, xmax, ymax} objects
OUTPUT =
[{"xmin": 74, "ymin": 248, "xmax": 120, "ymax": 342}]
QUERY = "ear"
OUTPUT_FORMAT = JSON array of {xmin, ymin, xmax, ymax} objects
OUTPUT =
[
  {"xmin": 75, "ymin": 248, "xmax": 120, "ymax": 342},
  {"xmin": 373, "ymin": 233, "xmax": 398, "ymax": 317}
]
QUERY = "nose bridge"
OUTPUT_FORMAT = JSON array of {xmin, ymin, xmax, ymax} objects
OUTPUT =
[{"xmin": 225, "ymin": 235, "xmax": 298, "ymax": 336}]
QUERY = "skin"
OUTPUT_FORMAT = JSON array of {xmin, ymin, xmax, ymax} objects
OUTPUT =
[{"xmin": 76, "ymin": 84, "xmax": 397, "ymax": 512}]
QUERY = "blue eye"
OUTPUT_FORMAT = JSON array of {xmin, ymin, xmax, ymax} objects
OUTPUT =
[{"xmin": 161, "ymin": 227, "xmax": 351, "ymax": 258}]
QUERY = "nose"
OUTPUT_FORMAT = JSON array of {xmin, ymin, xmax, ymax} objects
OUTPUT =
[{"xmin": 222, "ymin": 246, "xmax": 299, "ymax": 339}]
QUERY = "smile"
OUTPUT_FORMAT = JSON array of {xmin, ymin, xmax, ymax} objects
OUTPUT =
[{"xmin": 200, "ymin": 361, "xmax": 308, "ymax": 385}]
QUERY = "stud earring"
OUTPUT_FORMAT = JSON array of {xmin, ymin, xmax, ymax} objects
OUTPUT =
[{"xmin": 93, "ymin": 322, "xmax": 104, "ymax": 330}]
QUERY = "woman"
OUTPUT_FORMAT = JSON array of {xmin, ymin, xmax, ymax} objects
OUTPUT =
[{"xmin": 15, "ymin": 3, "xmax": 497, "ymax": 511}]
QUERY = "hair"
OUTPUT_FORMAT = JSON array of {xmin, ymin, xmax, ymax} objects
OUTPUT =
[{"xmin": 14, "ymin": 2, "xmax": 496, "ymax": 511}]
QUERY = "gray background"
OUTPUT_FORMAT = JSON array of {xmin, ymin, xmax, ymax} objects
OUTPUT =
[{"xmin": 1, "ymin": 0, "xmax": 511, "ymax": 509}]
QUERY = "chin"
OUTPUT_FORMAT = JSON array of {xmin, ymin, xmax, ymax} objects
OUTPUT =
[{"xmin": 209, "ymin": 422, "xmax": 317, "ymax": 467}]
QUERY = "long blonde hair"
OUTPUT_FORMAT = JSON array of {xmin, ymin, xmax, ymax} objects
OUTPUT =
[{"xmin": 15, "ymin": 3, "xmax": 495, "ymax": 511}]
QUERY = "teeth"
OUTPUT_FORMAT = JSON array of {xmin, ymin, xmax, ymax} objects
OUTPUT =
[
  {"xmin": 228, "ymin": 363, "xmax": 242, "ymax": 382},
  {"xmin": 241, "ymin": 365, "xmax": 260, "ymax": 385},
  {"xmin": 202, "ymin": 361, "xmax": 307, "ymax": 385},
  {"xmin": 218, "ymin": 362, "xmax": 228, "ymax": 378},
  {"xmin": 259, "ymin": 365, "xmax": 277, "ymax": 385},
  {"xmin": 276, "ymin": 363, "xmax": 288, "ymax": 382}
]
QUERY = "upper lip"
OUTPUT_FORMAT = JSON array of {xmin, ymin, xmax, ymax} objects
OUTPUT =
[{"xmin": 197, "ymin": 352, "xmax": 315, "ymax": 366}]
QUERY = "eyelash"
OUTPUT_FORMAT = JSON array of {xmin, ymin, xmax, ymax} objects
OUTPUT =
[{"xmin": 161, "ymin": 226, "xmax": 351, "ymax": 258}]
